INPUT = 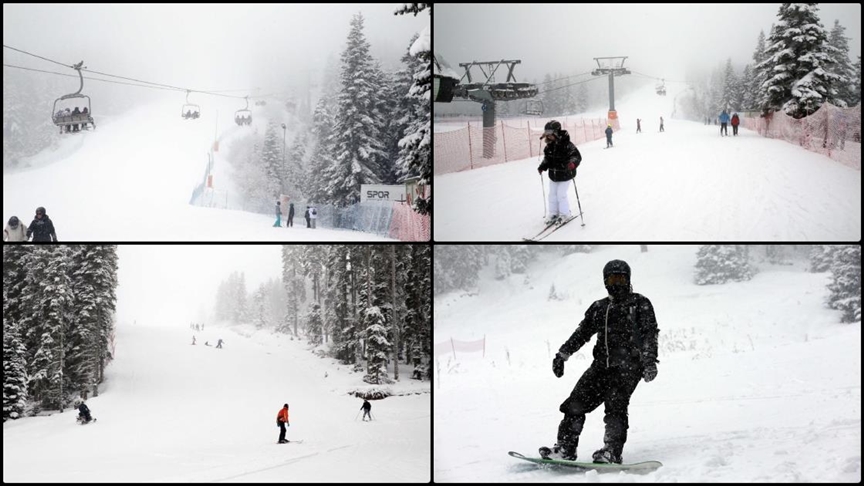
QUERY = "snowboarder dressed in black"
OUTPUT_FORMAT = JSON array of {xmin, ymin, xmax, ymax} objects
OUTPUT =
[
  {"xmin": 76, "ymin": 400, "xmax": 93, "ymax": 424},
  {"xmin": 605, "ymin": 124, "xmax": 613, "ymax": 148},
  {"xmin": 26, "ymin": 207, "xmax": 58, "ymax": 242},
  {"xmin": 361, "ymin": 399, "xmax": 372, "ymax": 421},
  {"xmin": 541, "ymin": 259, "xmax": 659, "ymax": 465}
]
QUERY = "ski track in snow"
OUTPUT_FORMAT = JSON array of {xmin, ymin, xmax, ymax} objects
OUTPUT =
[
  {"xmin": 434, "ymin": 83, "xmax": 861, "ymax": 241},
  {"xmin": 433, "ymin": 246, "xmax": 861, "ymax": 483}
]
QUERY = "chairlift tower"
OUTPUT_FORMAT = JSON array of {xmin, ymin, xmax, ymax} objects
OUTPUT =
[
  {"xmin": 452, "ymin": 59, "xmax": 539, "ymax": 159},
  {"xmin": 591, "ymin": 57, "xmax": 631, "ymax": 125}
]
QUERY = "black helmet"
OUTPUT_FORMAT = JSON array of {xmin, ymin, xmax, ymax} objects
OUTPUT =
[
  {"xmin": 284, "ymin": 403, "xmax": 289, "ymax": 408},
  {"xmin": 603, "ymin": 260, "xmax": 631, "ymax": 280},
  {"xmin": 543, "ymin": 120, "xmax": 561, "ymax": 136},
  {"xmin": 36, "ymin": 206, "xmax": 46, "ymax": 216}
]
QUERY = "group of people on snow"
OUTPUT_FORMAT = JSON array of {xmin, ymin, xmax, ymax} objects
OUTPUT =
[
  {"xmin": 719, "ymin": 109, "xmax": 741, "ymax": 136},
  {"xmin": 274, "ymin": 201, "xmax": 317, "ymax": 229},
  {"xmin": 190, "ymin": 322, "xmax": 205, "ymax": 332},
  {"xmin": 191, "ymin": 336, "xmax": 223, "ymax": 348},
  {"xmin": 3, "ymin": 207, "xmax": 57, "ymax": 242}
]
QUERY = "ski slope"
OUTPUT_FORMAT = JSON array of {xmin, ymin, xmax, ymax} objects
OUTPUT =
[
  {"xmin": 2, "ymin": 98, "xmax": 393, "ymax": 241},
  {"xmin": 3, "ymin": 321, "xmax": 430, "ymax": 482},
  {"xmin": 433, "ymin": 245, "xmax": 861, "ymax": 482},
  {"xmin": 434, "ymin": 84, "xmax": 861, "ymax": 241}
]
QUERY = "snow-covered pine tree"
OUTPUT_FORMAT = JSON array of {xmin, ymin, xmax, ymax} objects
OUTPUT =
[
  {"xmin": 826, "ymin": 245, "xmax": 861, "ymax": 323},
  {"xmin": 403, "ymin": 245, "xmax": 430, "ymax": 380},
  {"xmin": 721, "ymin": 58, "xmax": 738, "ymax": 111},
  {"xmin": 306, "ymin": 303, "xmax": 324, "ymax": 346},
  {"xmin": 362, "ymin": 306, "xmax": 391, "ymax": 384},
  {"xmin": 826, "ymin": 20, "xmax": 857, "ymax": 108},
  {"xmin": 741, "ymin": 64, "xmax": 755, "ymax": 109},
  {"xmin": 233, "ymin": 272, "xmax": 250, "ymax": 324},
  {"xmin": 809, "ymin": 245, "xmax": 835, "ymax": 273},
  {"xmin": 398, "ymin": 29, "xmax": 432, "ymax": 214},
  {"xmin": 326, "ymin": 246, "xmax": 357, "ymax": 364},
  {"xmin": 281, "ymin": 246, "xmax": 306, "ymax": 336},
  {"xmin": 495, "ymin": 247, "xmax": 511, "ymax": 280},
  {"xmin": 306, "ymin": 96, "xmax": 339, "ymax": 204},
  {"xmin": 252, "ymin": 286, "xmax": 267, "ymax": 329},
  {"xmin": 749, "ymin": 29, "xmax": 770, "ymax": 112},
  {"xmin": 757, "ymin": 4, "xmax": 842, "ymax": 118},
  {"xmin": 3, "ymin": 286, "xmax": 28, "ymax": 421},
  {"xmin": 393, "ymin": 3, "xmax": 430, "ymax": 16},
  {"xmin": 561, "ymin": 245, "xmax": 592, "ymax": 256},
  {"xmin": 324, "ymin": 13, "xmax": 389, "ymax": 206},
  {"xmin": 694, "ymin": 245, "xmax": 754, "ymax": 285},
  {"xmin": 284, "ymin": 130, "xmax": 307, "ymax": 201},
  {"xmin": 261, "ymin": 122, "xmax": 285, "ymax": 200},
  {"xmin": 510, "ymin": 246, "xmax": 532, "ymax": 274},
  {"xmin": 434, "ymin": 245, "xmax": 485, "ymax": 293},
  {"xmin": 852, "ymin": 56, "xmax": 862, "ymax": 107}
]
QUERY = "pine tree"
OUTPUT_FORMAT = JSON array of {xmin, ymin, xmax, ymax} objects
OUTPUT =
[
  {"xmin": 826, "ymin": 246, "xmax": 861, "ymax": 323},
  {"xmin": 306, "ymin": 96, "xmax": 339, "ymax": 204},
  {"xmin": 720, "ymin": 58, "xmax": 738, "ymax": 111},
  {"xmin": 741, "ymin": 64, "xmax": 755, "ymax": 110},
  {"xmin": 399, "ymin": 30, "xmax": 432, "ymax": 215},
  {"xmin": 284, "ymin": 130, "xmax": 307, "ymax": 201},
  {"xmin": 403, "ymin": 245, "xmax": 430, "ymax": 380},
  {"xmin": 306, "ymin": 303, "xmax": 324, "ymax": 346},
  {"xmin": 3, "ymin": 287, "xmax": 28, "ymax": 421},
  {"xmin": 510, "ymin": 246, "xmax": 532, "ymax": 274},
  {"xmin": 393, "ymin": 3, "xmax": 430, "ymax": 16},
  {"xmin": 808, "ymin": 245, "xmax": 835, "ymax": 272},
  {"xmin": 433, "ymin": 245, "xmax": 484, "ymax": 293},
  {"xmin": 261, "ymin": 122, "xmax": 284, "ymax": 199},
  {"xmin": 851, "ymin": 56, "xmax": 861, "ymax": 107},
  {"xmin": 757, "ymin": 4, "xmax": 842, "ymax": 118},
  {"xmin": 362, "ymin": 306, "xmax": 391, "ymax": 384},
  {"xmin": 326, "ymin": 246, "xmax": 356, "ymax": 364},
  {"xmin": 750, "ymin": 29, "xmax": 770, "ymax": 113},
  {"xmin": 694, "ymin": 245, "xmax": 754, "ymax": 285},
  {"xmin": 495, "ymin": 247, "xmax": 511, "ymax": 280},
  {"xmin": 325, "ymin": 13, "xmax": 389, "ymax": 206},
  {"xmin": 826, "ymin": 20, "xmax": 857, "ymax": 108},
  {"xmin": 281, "ymin": 246, "xmax": 307, "ymax": 336}
]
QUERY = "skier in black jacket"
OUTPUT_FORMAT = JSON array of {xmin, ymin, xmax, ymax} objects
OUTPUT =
[
  {"xmin": 26, "ymin": 207, "xmax": 58, "ymax": 242},
  {"xmin": 537, "ymin": 120, "xmax": 581, "ymax": 226},
  {"xmin": 541, "ymin": 260, "xmax": 659, "ymax": 465}
]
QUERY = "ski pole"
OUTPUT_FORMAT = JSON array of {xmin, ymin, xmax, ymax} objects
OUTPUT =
[
  {"xmin": 572, "ymin": 179, "xmax": 585, "ymax": 227},
  {"xmin": 540, "ymin": 173, "xmax": 546, "ymax": 218},
  {"xmin": 354, "ymin": 410, "xmax": 361, "ymax": 421}
]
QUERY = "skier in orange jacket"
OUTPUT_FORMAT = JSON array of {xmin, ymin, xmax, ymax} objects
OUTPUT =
[{"xmin": 276, "ymin": 404, "xmax": 290, "ymax": 443}]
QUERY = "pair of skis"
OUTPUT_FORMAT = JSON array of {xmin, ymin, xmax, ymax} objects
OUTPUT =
[{"xmin": 523, "ymin": 213, "xmax": 583, "ymax": 242}]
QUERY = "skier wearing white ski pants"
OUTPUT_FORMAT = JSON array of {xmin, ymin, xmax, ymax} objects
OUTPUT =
[{"xmin": 548, "ymin": 179, "xmax": 572, "ymax": 220}]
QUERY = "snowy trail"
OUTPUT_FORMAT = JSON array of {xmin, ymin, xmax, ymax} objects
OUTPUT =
[
  {"xmin": 3, "ymin": 323, "xmax": 430, "ymax": 482},
  {"xmin": 433, "ymin": 245, "xmax": 861, "ymax": 483},
  {"xmin": 434, "ymin": 85, "xmax": 861, "ymax": 241},
  {"xmin": 2, "ymin": 99, "xmax": 393, "ymax": 241}
]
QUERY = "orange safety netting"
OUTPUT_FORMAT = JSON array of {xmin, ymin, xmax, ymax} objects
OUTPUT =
[
  {"xmin": 434, "ymin": 117, "xmax": 614, "ymax": 176},
  {"xmin": 742, "ymin": 103, "xmax": 861, "ymax": 171}
]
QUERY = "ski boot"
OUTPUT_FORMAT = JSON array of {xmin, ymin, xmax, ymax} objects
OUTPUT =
[
  {"xmin": 591, "ymin": 447, "xmax": 622, "ymax": 464},
  {"xmin": 544, "ymin": 215, "xmax": 560, "ymax": 226},
  {"xmin": 539, "ymin": 443, "xmax": 577, "ymax": 461}
]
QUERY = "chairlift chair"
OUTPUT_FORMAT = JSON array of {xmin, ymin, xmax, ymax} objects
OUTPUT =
[
  {"xmin": 52, "ymin": 61, "xmax": 95, "ymax": 133},
  {"xmin": 181, "ymin": 90, "xmax": 201, "ymax": 119},
  {"xmin": 235, "ymin": 96, "xmax": 252, "ymax": 126},
  {"xmin": 656, "ymin": 79, "xmax": 666, "ymax": 96}
]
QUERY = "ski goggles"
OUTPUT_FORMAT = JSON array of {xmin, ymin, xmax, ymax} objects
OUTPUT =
[{"xmin": 605, "ymin": 274, "xmax": 629, "ymax": 286}]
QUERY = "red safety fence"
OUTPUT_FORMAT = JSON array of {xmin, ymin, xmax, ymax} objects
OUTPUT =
[
  {"xmin": 742, "ymin": 103, "xmax": 861, "ymax": 171},
  {"xmin": 434, "ymin": 117, "xmax": 614, "ymax": 176},
  {"xmin": 389, "ymin": 202, "xmax": 430, "ymax": 242}
]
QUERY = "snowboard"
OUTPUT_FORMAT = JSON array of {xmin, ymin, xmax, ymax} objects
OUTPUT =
[{"xmin": 508, "ymin": 451, "xmax": 662, "ymax": 473}]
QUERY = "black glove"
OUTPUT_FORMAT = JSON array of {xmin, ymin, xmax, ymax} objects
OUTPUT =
[
  {"xmin": 552, "ymin": 353, "xmax": 565, "ymax": 378},
  {"xmin": 538, "ymin": 165, "xmax": 544, "ymax": 174},
  {"xmin": 642, "ymin": 361, "xmax": 658, "ymax": 382}
]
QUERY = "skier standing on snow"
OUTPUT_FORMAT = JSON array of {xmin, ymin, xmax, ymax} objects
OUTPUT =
[
  {"xmin": 731, "ymin": 112, "xmax": 740, "ymax": 136},
  {"xmin": 636, "ymin": 118, "xmax": 641, "ymax": 133},
  {"xmin": 276, "ymin": 403, "xmax": 290, "ymax": 443},
  {"xmin": 76, "ymin": 399, "xmax": 93, "ymax": 424},
  {"xmin": 287, "ymin": 202, "xmax": 295, "ymax": 228},
  {"xmin": 361, "ymin": 399, "xmax": 372, "ymax": 421},
  {"xmin": 719, "ymin": 109, "xmax": 730, "ymax": 136},
  {"xmin": 216, "ymin": 338, "xmax": 223, "ymax": 349},
  {"xmin": 274, "ymin": 201, "xmax": 282, "ymax": 227},
  {"xmin": 304, "ymin": 207, "xmax": 311, "ymax": 228},
  {"xmin": 605, "ymin": 124, "xmax": 614, "ymax": 148},
  {"xmin": 4, "ymin": 216, "xmax": 27, "ymax": 242},
  {"xmin": 541, "ymin": 260, "xmax": 659, "ymax": 465},
  {"xmin": 537, "ymin": 120, "xmax": 581, "ymax": 226},
  {"xmin": 659, "ymin": 116, "xmax": 664, "ymax": 132},
  {"xmin": 310, "ymin": 207, "xmax": 318, "ymax": 229},
  {"xmin": 26, "ymin": 207, "xmax": 58, "ymax": 242}
]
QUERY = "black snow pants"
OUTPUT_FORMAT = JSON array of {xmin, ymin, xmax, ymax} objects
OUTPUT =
[
  {"xmin": 721, "ymin": 123, "xmax": 728, "ymax": 136},
  {"xmin": 556, "ymin": 360, "xmax": 642, "ymax": 456},
  {"xmin": 278, "ymin": 421, "xmax": 287, "ymax": 442}
]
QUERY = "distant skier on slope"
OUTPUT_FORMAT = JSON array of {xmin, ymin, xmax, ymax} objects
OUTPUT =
[
  {"xmin": 659, "ymin": 116, "xmax": 664, "ymax": 132},
  {"xmin": 540, "ymin": 260, "xmax": 659, "ymax": 465},
  {"xmin": 361, "ymin": 399, "xmax": 372, "ymax": 421},
  {"xmin": 276, "ymin": 403, "xmax": 290, "ymax": 443},
  {"xmin": 636, "ymin": 118, "xmax": 641, "ymax": 133},
  {"xmin": 719, "ymin": 109, "xmax": 730, "ymax": 136},
  {"xmin": 537, "ymin": 120, "xmax": 581, "ymax": 226},
  {"xmin": 274, "ymin": 201, "xmax": 282, "ymax": 227},
  {"xmin": 731, "ymin": 112, "xmax": 740, "ymax": 136},
  {"xmin": 605, "ymin": 124, "xmax": 614, "ymax": 148},
  {"xmin": 76, "ymin": 399, "xmax": 93, "ymax": 424}
]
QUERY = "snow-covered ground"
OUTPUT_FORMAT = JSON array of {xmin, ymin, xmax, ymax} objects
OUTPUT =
[
  {"xmin": 2, "ymin": 98, "xmax": 393, "ymax": 241},
  {"xmin": 3, "ymin": 322, "xmax": 430, "ymax": 482},
  {"xmin": 434, "ymin": 84, "xmax": 861, "ymax": 241},
  {"xmin": 434, "ymin": 245, "xmax": 861, "ymax": 482}
]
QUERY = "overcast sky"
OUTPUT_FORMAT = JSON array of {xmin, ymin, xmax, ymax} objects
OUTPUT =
[
  {"xmin": 435, "ymin": 3, "xmax": 861, "ymax": 84},
  {"xmin": 115, "ymin": 245, "xmax": 283, "ymax": 327},
  {"xmin": 3, "ymin": 3, "xmax": 428, "ymax": 96}
]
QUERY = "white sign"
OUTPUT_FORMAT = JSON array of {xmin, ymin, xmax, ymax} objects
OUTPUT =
[{"xmin": 360, "ymin": 184, "xmax": 406, "ymax": 203}]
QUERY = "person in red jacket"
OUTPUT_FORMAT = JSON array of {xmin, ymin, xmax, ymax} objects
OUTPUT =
[
  {"xmin": 276, "ymin": 404, "xmax": 290, "ymax": 443},
  {"xmin": 731, "ymin": 112, "xmax": 740, "ymax": 136}
]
